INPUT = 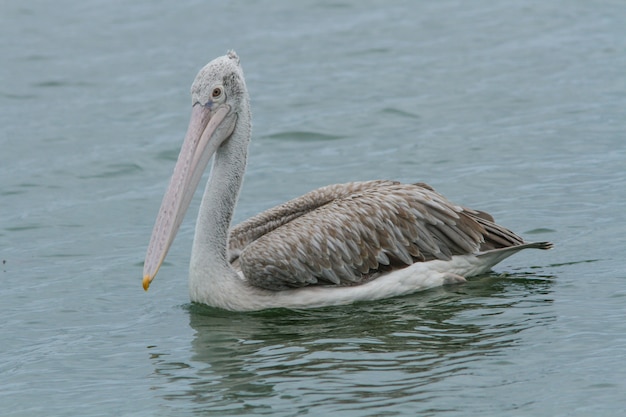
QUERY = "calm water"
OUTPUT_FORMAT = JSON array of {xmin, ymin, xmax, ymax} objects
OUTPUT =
[{"xmin": 2, "ymin": 1, "xmax": 625, "ymax": 416}]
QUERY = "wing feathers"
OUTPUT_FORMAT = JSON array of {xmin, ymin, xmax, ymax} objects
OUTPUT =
[{"xmin": 232, "ymin": 181, "xmax": 526, "ymax": 291}]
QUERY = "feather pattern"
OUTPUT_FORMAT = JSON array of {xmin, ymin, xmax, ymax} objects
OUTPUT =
[{"xmin": 228, "ymin": 180, "xmax": 526, "ymax": 291}]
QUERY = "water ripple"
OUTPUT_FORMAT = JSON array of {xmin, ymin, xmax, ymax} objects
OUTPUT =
[
  {"xmin": 264, "ymin": 131, "xmax": 344, "ymax": 141},
  {"xmin": 79, "ymin": 162, "xmax": 143, "ymax": 179},
  {"xmin": 145, "ymin": 273, "xmax": 556, "ymax": 415}
]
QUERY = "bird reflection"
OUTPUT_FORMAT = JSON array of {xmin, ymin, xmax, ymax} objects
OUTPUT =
[{"xmin": 148, "ymin": 272, "xmax": 555, "ymax": 415}]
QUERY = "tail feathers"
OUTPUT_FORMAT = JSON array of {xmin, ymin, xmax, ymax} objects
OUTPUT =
[
  {"xmin": 519, "ymin": 241, "xmax": 553, "ymax": 251},
  {"xmin": 478, "ymin": 241, "xmax": 553, "ymax": 256},
  {"xmin": 476, "ymin": 241, "xmax": 553, "ymax": 269}
]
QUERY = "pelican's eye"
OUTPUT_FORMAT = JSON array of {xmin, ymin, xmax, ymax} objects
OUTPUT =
[{"xmin": 212, "ymin": 87, "xmax": 223, "ymax": 99}]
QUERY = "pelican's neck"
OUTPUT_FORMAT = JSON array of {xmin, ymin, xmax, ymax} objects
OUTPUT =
[{"xmin": 189, "ymin": 104, "xmax": 251, "ymax": 305}]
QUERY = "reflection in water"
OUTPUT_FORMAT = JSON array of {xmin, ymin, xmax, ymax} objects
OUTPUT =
[{"xmin": 149, "ymin": 272, "xmax": 555, "ymax": 415}]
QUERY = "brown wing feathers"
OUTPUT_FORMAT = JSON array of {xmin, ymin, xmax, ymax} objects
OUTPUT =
[{"xmin": 229, "ymin": 181, "xmax": 524, "ymax": 291}]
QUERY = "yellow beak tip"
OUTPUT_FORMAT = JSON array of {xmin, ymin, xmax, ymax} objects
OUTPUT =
[{"xmin": 142, "ymin": 275, "xmax": 152, "ymax": 291}]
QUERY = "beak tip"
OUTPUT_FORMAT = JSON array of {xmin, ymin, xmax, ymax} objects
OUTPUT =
[{"xmin": 142, "ymin": 274, "xmax": 152, "ymax": 291}]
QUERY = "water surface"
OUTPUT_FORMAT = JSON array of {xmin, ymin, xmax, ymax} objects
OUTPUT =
[{"xmin": 2, "ymin": 1, "xmax": 626, "ymax": 416}]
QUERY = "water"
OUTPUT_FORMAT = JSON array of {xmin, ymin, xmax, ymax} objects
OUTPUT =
[{"xmin": 1, "ymin": 0, "xmax": 625, "ymax": 415}]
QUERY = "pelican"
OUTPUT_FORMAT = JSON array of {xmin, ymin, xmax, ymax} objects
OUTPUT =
[{"xmin": 142, "ymin": 51, "xmax": 552, "ymax": 311}]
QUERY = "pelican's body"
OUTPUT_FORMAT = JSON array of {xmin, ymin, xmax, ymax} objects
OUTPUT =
[{"xmin": 143, "ymin": 51, "xmax": 551, "ymax": 311}]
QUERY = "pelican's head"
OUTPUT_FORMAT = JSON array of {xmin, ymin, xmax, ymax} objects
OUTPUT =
[
  {"xmin": 142, "ymin": 51, "xmax": 248, "ymax": 291},
  {"xmin": 190, "ymin": 51, "xmax": 248, "ymax": 115}
]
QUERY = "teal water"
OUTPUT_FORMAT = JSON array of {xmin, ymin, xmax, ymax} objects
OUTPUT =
[{"xmin": 2, "ymin": 1, "xmax": 626, "ymax": 416}]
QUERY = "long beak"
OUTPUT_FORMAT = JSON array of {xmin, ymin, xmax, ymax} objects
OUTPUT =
[{"xmin": 142, "ymin": 103, "xmax": 232, "ymax": 290}]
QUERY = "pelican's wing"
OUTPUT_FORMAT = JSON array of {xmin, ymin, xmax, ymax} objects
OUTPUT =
[
  {"xmin": 233, "ymin": 181, "xmax": 526, "ymax": 291},
  {"xmin": 228, "ymin": 180, "xmax": 397, "ymax": 261}
]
